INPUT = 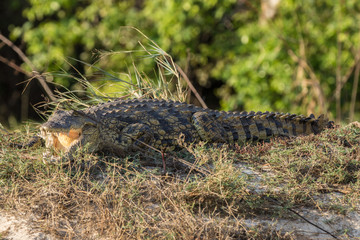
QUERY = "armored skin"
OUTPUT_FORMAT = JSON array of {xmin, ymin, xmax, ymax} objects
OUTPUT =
[{"xmin": 39, "ymin": 98, "xmax": 331, "ymax": 158}]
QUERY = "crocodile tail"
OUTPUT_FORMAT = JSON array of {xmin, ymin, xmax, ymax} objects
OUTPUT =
[
  {"xmin": 290, "ymin": 113, "xmax": 331, "ymax": 136},
  {"xmin": 232, "ymin": 112, "xmax": 330, "ymax": 142},
  {"xmin": 264, "ymin": 113, "xmax": 330, "ymax": 137},
  {"xmin": 311, "ymin": 114, "xmax": 328, "ymax": 134}
]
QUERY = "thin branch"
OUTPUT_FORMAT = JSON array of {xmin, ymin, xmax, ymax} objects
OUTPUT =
[
  {"xmin": 158, "ymin": 53, "xmax": 207, "ymax": 108},
  {"xmin": 288, "ymin": 49, "xmax": 326, "ymax": 113},
  {"xmin": 0, "ymin": 34, "xmax": 33, "ymax": 67},
  {"xmin": 0, "ymin": 55, "xmax": 29, "ymax": 75},
  {"xmin": 349, "ymin": 62, "xmax": 360, "ymax": 122},
  {"xmin": 0, "ymin": 33, "xmax": 56, "ymax": 102},
  {"xmin": 332, "ymin": 48, "xmax": 360, "ymax": 102},
  {"xmin": 335, "ymin": 33, "xmax": 342, "ymax": 123},
  {"xmin": 162, "ymin": 54, "xmax": 207, "ymax": 108},
  {"xmin": 174, "ymin": 62, "xmax": 208, "ymax": 109}
]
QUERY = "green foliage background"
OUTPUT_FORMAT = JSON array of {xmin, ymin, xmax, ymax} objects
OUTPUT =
[{"xmin": 9, "ymin": 0, "xmax": 360, "ymax": 121}]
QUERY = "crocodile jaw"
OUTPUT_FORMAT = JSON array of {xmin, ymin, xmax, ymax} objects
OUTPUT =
[{"xmin": 40, "ymin": 127, "xmax": 82, "ymax": 152}]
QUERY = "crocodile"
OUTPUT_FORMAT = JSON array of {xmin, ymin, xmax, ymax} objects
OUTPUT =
[{"xmin": 38, "ymin": 98, "xmax": 332, "ymax": 162}]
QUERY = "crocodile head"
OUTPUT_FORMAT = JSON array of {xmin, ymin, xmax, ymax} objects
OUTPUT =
[{"xmin": 40, "ymin": 110, "xmax": 97, "ymax": 152}]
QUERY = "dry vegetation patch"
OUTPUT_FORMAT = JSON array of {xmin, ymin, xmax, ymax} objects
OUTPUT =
[{"xmin": 0, "ymin": 123, "xmax": 359, "ymax": 239}]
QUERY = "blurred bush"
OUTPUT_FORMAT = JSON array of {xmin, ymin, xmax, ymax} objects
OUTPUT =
[{"xmin": 9, "ymin": 0, "xmax": 360, "ymax": 121}]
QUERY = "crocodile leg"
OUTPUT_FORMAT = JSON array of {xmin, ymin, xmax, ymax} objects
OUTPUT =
[
  {"xmin": 117, "ymin": 123, "xmax": 169, "ymax": 172},
  {"xmin": 117, "ymin": 123, "xmax": 154, "ymax": 150},
  {"xmin": 192, "ymin": 112, "xmax": 233, "ymax": 144}
]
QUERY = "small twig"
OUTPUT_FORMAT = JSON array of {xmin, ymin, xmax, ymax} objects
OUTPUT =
[
  {"xmin": 287, "ymin": 48, "xmax": 326, "ymax": 112},
  {"xmin": 168, "ymin": 152, "xmax": 210, "ymax": 176},
  {"xmin": 122, "ymin": 132, "xmax": 210, "ymax": 175},
  {"xmin": 0, "ymin": 34, "xmax": 33, "ymax": 67},
  {"xmin": 335, "ymin": 27, "xmax": 343, "ymax": 123},
  {"xmin": 128, "ymin": 136, "xmax": 210, "ymax": 175},
  {"xmin": 174, "ymin": 62, "xmax": 208, "ymax": 109},
  {"xmin": 0, "ymin": 55, "xmax": 29, "ymax": 75},
  {"xmin": 161, "ymin": 55, "xmax": 207, "ymax": 109},
  {"xmin": 0, "ymin": 123, "xmax": 9, "ymax": 134},
  {"xmin": 331, "ymin": 48, "xmax": 360, "ymax": 102},
  {"xmin": 161, "ymin": 54, "xmax": 207, "ymax": 108},
  {"xmin": 0, "ymin": 33, "xmax": 56, "ymax": 102},
  {"xmin": 349, "ymin": 61, "xmax": 360, "ymax": 122},
  {"xmin": 265, "ymin": 196, "xmax": 338, "ymax": 239}
]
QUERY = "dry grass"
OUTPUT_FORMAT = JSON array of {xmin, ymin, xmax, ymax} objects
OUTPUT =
[{"xmin": 0, "ymin": 122, "xmax": 359, "ymax": 239}]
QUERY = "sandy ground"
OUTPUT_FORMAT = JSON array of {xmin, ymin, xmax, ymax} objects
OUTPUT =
[
  {"xmin": 0, "ymin": 206, "xmax": 359, "ymax": 239},
  {"xmin": 1, "ymin": 165, "xmax": 359, "ymax": 239},
  {"xmin": 0, "ymin": 212, "xmax": 51, "ymax": 240},
  {"xmin": 238, "ymin": 161, "xmax": 360, "ymax": 239},
  {"xmin": 244, "ymin": 207, "xmax": 360, "ymax": 239}
]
